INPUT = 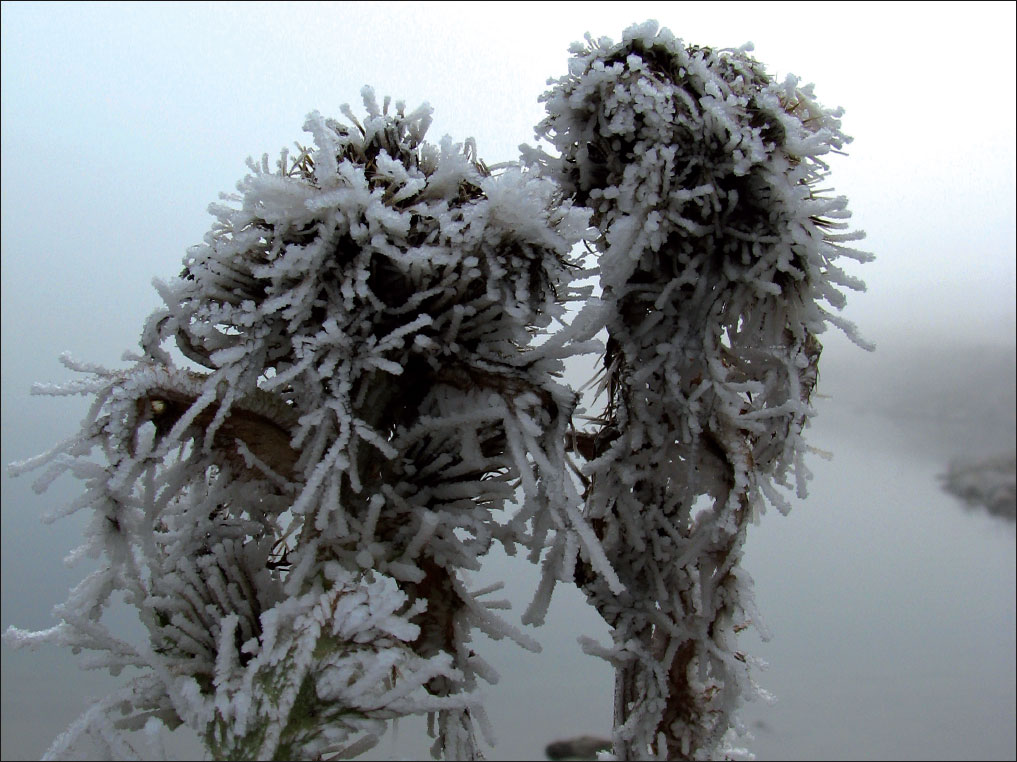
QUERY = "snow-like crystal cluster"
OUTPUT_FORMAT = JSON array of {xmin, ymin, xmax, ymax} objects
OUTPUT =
[
  {"xmin": 523, "ymin": 21, "xmax": 871, "ymax": 759},
  {"xmin": 6, "ymin": 88, "xmax": 596, "ymax": 761}
]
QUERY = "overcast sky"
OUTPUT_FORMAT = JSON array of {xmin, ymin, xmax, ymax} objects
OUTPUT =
[{"xmin": 2, "ymin": 2, "xmax": 1015, "ymax": 759}]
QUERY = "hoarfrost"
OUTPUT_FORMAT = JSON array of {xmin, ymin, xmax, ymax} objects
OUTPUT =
[
  {"xmin": 5, "ymin": 88, "xmax": 597, "ymax": 761},
  {"xmin": 524, "ymin": 19, "xmax": 870, "ymax": 760},
  {"xmin": 5, "ymin": 19, "xmax": 869, "ymax": 762}
]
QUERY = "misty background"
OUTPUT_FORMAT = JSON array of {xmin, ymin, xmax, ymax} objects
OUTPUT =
[{"xmin": 2, "ymin": 2, "xmax": 1014, "ymax": 760}]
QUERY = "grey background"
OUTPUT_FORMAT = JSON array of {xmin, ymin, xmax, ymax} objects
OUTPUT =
[{"xmin": 2, "ymin": 2, "xmax": 1014, "ymax": 759}]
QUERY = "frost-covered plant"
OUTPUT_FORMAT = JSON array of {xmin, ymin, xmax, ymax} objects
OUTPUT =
[
  {"xmin": 523, "ymin": 20, "xmax": 871, "ymax": 760},
  {"xmin": 5, "ymin": 88, "xmax": 595, "ymax": 761},
  {"xmin": 5, "ymin": 20, "xmax": 870, "ymax": 762}
]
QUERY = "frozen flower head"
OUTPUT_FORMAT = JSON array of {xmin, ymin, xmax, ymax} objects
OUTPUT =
[
  {"xmin": 537, "ymin": 19, "xmax": 854, "ymax": 240},
  {"xmin": 532, "ymin": 20, "xmax": 871, "ymax": 488},
  {"xmin": 6, "ymin": 87, "xmax": 591, "ymax": 761},
  {"xmin": 524, "ymin": 21, "xmax": 872, "ymax": 760},
  {"xmin": 151, "ymin": 87, "xmax": 586, "ymax": 406},
  {"xmin": 136, "ymin": 85, "xmax": 593, "ymax": 577}
]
